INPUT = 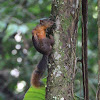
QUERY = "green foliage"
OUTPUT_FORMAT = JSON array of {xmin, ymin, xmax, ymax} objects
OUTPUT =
[
  {"xmin": 24, "ymin": 78, "xmax": 47, "ymax": 100},
  {"xmin": 24, "ymin": 87, "xmax": 45, "ymax": 100},
  {"xmin": 74, "ymin": 95, "xmax": 84, "ymax": 100}
]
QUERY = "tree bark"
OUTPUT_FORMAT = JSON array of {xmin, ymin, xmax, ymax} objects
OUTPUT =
[{"xmin": 46, "ymin": 0, "xmax": 80, "ymax": 100}]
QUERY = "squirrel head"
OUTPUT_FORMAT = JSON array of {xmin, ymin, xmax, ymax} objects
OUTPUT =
[{"xmin": 40, "ymin": 19, "xmax": 54, "ymax": 28}]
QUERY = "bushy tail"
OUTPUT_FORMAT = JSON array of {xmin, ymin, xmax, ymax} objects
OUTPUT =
[{"xmin": 31, "ymin": 55, "xmax": 48, "ymax": 88}]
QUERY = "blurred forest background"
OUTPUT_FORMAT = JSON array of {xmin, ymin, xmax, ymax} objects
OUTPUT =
[{"xmin": 0, "ymin": 0, "xmax": 98, "ymax": 100}]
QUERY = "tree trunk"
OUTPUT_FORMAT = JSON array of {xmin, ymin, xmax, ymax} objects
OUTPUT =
[
  {"xmin": 97, "ymin": 0, "xmax": 100, "ymax": 99},
  {"xmin": 46, "ymin": 0, "xmax": 80, "ymax": 100},
  {"xmin": 82, "ymin": 0, "xmax": 89, "ymax": 99}
]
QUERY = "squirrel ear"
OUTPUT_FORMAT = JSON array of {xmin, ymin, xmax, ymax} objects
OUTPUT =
[{"xmin": 40, "ymin": 20, "xmax": 43, "ymax": 24}]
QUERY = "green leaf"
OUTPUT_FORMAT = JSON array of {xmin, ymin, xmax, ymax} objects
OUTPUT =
[
  {"xmin": 0, "ymin": 21, "xmax": 6, "ymax": 32},
  {"xmin": 3, "ymin": 24, "xmax": 18, "ymax": 41},
  {"xmin": 3, "ymin": 24, "xmax": 28, "ymax": 41},
  {"xmin": 19, "ymin": 25, "xmax": 29, "ymax": 34},
  {"xmin": 74, "ymin": 94, "xmax": 84, "ymax": 100},
  {"xmin": 23, "ymin": 78, "xmax": 47, "ymax": 100}
]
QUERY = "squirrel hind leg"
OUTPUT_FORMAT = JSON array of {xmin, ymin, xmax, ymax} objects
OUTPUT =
[
  {"xmin": 49, "ymin": 35, "xmax": 55, "ymax": 46},
  {"xmin": 31, "ymin": 70, "xmax": 44, "ymax": 88}
]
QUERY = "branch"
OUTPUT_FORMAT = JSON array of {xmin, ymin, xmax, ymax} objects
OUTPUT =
[{"xmin": 82, "ymin": 0, "xmax": 89, "ymax": 99}]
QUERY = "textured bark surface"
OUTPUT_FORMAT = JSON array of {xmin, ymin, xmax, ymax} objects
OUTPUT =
[
  {"xmin": 46, "ymin": 0, "xmax": 80, "ymax": 100},
  {"xmin": 97, "ymin": 0, "xmax": 100, "ymax": 99}
]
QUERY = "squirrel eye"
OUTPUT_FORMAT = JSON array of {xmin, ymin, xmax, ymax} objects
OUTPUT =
[{"xmin": 40, "ymin": 20, "xmax": 43, "ymax": 24}]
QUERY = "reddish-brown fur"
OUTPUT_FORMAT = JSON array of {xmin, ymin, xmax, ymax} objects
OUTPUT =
[
  {"xmin": 31, "ymin": 19, "xmax": 54, "ymax": 88},
  {"xmin": 31, "ymin": 69, "xmax": 41, "ymax": 88}
]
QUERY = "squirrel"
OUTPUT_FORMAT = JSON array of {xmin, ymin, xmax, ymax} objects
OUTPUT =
[{"xmin": 31, "ymin": 19, "xmax": 54, "ymax": 88}]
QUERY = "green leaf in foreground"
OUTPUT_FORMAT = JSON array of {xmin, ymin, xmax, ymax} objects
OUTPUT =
[{"xmin": 23, "ymin": 78, "xmax": 47, "ymax": 100}]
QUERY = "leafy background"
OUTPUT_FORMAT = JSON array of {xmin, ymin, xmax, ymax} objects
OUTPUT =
[{"xmin": 0, "ymin": 0, "xmax": 98, "ymax": 100}]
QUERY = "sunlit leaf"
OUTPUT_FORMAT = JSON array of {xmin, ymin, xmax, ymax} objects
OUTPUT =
[
  {"xmin": 3, "ymin": 24, "xmax": 28, "ymax": 41},
  {"xmin": 3, "ymin": 24, "xmax": 18, "ymax": 41},
  {"xmin": 23, "ymin": 78, "xmax": 47, "ymax": 100},
  {"xmin": 19, "ymin": 25, "xmax": 29, "ymax": 34},
  {"xmin": 0, "ymin": 21, "xmax": 6, "ymax": 32}
]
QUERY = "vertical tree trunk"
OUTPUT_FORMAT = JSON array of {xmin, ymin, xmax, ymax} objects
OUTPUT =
[
  {"xmin": 82, "ymin": 0, "xmax": 89, "ymax": 100},
  {"xmin": 97, "ymin": 0, "xmax": 100, "ymax": 99},
  {"xmin": 46, "ymin": 0, "xmax": 80, "ymax": 100}
]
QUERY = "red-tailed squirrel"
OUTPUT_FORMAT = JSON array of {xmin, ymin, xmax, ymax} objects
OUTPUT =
[{"xmin": 31, "ymin": 19, "xmax": 54, "ymax": 88}]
